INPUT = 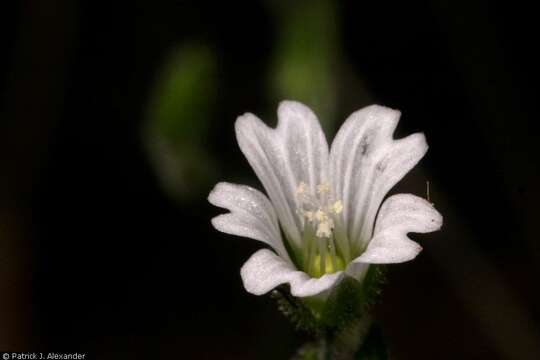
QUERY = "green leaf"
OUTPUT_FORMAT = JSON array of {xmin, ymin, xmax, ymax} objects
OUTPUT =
[
  {"xmin": 143, "ymin": 44, "xmax": 217, "ymax": 200},
  {"xmin": 267, "ymin": 0, "xmax": 341, "ymax": 129}
]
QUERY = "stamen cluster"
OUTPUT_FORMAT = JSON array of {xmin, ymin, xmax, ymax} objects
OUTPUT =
[{"xmin": 296, "ymin": 182, "xmax": 346, "ymax": 277}]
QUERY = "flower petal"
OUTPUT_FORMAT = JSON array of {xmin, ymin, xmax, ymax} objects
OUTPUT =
[
  {"xmin": 235, "ymin": 101, "xmax": 329, "ymax": 249},
  {"xmin": 345, "ymin": 262, "xmax": 370, "ymax": 282},
  {"xmin": 277, "ymin": 101, "xmax": 330, "ymax": 194},
  {"xmin": 353, "ymin": 194, "xmax": 442, "ymax": 264},
  {"xmin": 241, "ymin": 249, "xmax": 344, "ymax": 297},
  {"xmin": 208, "ymin": 182, "xmax": 290, "ymax": 262},
  {"xmin": 329, "ymin": 105, "xmax": 428, "ymax": 253}
]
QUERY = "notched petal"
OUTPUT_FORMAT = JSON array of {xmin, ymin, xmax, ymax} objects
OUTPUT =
[
  {"xmin": 353, "ymin": 194, "xmax": 442, "ymax": 264},
  {"xmin": 277, "ymin": 100, "xmax": 330, "ymax": 193},
  {"xmin": 234, "ymin": 101, "xmax": 330, "ymax": 248},
  {"xmin": 208, "ymin": 182, "xmax": 290, "ymax": 261},
  {"xmin": 329, "ymin": 105, "xmax": 430, "ymax": 249}
]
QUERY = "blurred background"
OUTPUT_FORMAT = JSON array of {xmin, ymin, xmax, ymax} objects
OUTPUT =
[{"xmin": 1, "ymin": 0, "xmax": 539, "ymax": 359}]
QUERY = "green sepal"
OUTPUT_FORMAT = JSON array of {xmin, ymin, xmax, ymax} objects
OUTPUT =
[
  {"xmin": 271, "ymin": 288, "xmax": 321, "ymax": 336},
  {"xmin": 314, "ymin": 265, "xmax": 385, "ymax": 331},
  {"xmin": 273, "ymin": 265, "xmax": 387, "ymax": 359}
]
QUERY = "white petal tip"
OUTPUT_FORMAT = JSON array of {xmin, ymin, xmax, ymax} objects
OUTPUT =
[
  {"xmin": 209, "ymin": 214, "xmax": 229, "ymax": 233},
  {"xmin": 356, "ymin": 241, "xmax": 423, "ymax": 264},
  {"xmin": 278, "ymin": 99, "xmax": 310, "ymax": 112},
  {"xmin": 277, "ymin": 100, "xmax": 318, "ymax": 127},
  {"xmin": 207, "ymin": 183, "xmax": 221, "ymax": 205},
  {"xmin": 234, "ymin": 112, "xmax": 255, "ymax": 129},
  {"xmin": 364, "ymin": 104, "xmax": 401, "ymax": 120}
]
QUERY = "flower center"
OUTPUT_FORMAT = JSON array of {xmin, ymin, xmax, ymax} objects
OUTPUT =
[
  {"xmin": 308, "ymin": 254, "xmax": 346, "ymax": 279},
  {"xmin": 296, "ymin": 182, "xmax": 348, "ymax": 278}
]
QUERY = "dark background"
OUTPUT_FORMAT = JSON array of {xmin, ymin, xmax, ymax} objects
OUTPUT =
[{"xmin": 1, "ymin": 1, "xmax": 539, "ymax": 359}]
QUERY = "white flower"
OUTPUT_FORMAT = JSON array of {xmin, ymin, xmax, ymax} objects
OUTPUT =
[{"xmin": 209, "ymin": 101, "xmax": 442, "ymax": 298}]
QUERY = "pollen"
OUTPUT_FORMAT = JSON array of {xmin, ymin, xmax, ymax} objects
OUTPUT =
[
  {"xmin": 315, "ymin": 209, "xmax": 327, "ymax": 222},
  {"xmin": 317, "ymin": 182, "xmax": 330, "ymax": 194},
  {"xmin": 316, "ymin": 219, "xmax": 334, "ymax": 238},
  {"xmin": 331, "ymin": 200, "xmax": 343, "ymax": 214},
  {"xmin": 296, "ymin": 182, "xmax": 307, "ymax": 195},
  {"xmin": 297, "ymin": 182, "xmax": 342, "ymax": 240}
]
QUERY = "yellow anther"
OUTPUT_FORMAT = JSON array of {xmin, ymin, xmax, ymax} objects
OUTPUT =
[
  {"xmin": 331, "ymin": 200, "xmax": 343, "ymax": 214},
  {"xmin": 316, "ymin": 182, "xmax": 330, "ymax": 194},
  {"xmin": 296, "ymin": 182, "xmax": 307, "ymax": 195},
  {"xmin": 316, "ymin": 220, "xmax": 333, "ymax": 238},
  {"xmin": 296, "ymin": 182, "xmax": 343, "ymax": 240},
  {"xmin": 315, "ymin": 209, "xmax": 326, "ymax": 222}
]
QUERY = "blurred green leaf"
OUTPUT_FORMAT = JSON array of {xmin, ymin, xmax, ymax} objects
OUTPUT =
[
  {"xmin": 269, "ymin": 0, "xmax": 340, "ymax": 129},
  {"xmin": 143, "ymin": 45, "xmax": 217, "ymax": 201}
]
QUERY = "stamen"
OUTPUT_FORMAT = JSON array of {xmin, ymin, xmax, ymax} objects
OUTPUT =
[
  {"xmin": 318, "ymin": 238, "xmax": 327, "ymax": 276},
  {"xmin": 302, "ymin": 224, "xmax": 316, "ymax": 271},
  {"xmin": 333, "ymin": 220, "xmax": 351, "ymax": 263},
  {"xmin": 316, "ymin": 219, "xmax": 334, "ymax": 238},
  {"xmin": 329, "ymin": 236, "xmax": 338, "ymax": 270},
  {"xmin": 315, "ymin": 209, "xmax": 326, "ymax": 222},
  {"xmin": 295, "ymin": 181, "xmax": 348, "ymax": 277}
]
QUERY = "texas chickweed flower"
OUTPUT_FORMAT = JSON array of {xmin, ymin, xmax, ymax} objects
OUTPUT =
[{"xmin": 209, "ymin": 101, "xmax": 442, "ymax": 298}]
